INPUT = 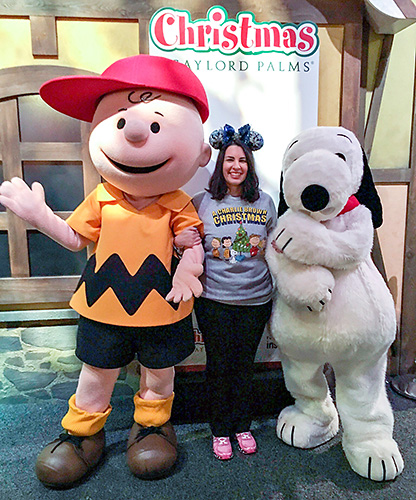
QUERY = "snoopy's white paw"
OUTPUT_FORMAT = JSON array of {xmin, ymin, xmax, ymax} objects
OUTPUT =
[
  {"xmin": 278, "ymin": 264, "xmax": 335, "ymax": 312},
  {"xmin": 343, "ymin": 438, "xmax": 404, "ymax": 481},
  {"xmin": 305, "ymin": 286, "xmax": 333, "ymax": 312},
  {"xmin": 276, "ymin": 405, "xmax": 339, "ymax": 449}
]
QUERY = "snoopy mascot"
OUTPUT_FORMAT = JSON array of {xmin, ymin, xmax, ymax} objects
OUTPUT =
[{"xmin": 266, "ymin": 126, "xmax": 403, "ymax": 481}]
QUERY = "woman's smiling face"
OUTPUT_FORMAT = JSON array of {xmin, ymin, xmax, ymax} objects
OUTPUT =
[
  {"xmin": 88, "ymin": 88, "xmax": 211, "ymax": 197},
  {"xmin": 222, "ymin": 144, "xmax": 248, "ymax": 195}
]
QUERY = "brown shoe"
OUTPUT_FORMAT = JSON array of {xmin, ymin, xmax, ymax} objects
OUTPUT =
[
  {"xmin": 126, "ymin": 421, "xmax": 177, "ymax": 479},
  {"xmin": 35, "ymin": 430, "xmax": 105, "ymax": 488}
]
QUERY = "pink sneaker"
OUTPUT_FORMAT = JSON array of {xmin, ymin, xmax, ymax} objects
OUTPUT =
[
  {"xmin": 235, "ymin": 431, "xmax": 257, "ymax": 454},
  {"xmin": 212, "ymin": 436, "xmax": 233, "ymax": 460}
]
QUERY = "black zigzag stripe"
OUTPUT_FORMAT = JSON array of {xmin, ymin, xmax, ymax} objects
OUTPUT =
[{"xmin": 75, "ymin": 253, "xmax": 180, "ymax": 316}]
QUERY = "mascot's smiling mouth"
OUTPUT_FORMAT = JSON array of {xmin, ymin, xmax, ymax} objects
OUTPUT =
[{"xmin": 103, "ymin": 151, "xmax": 169, "ymax": 174}]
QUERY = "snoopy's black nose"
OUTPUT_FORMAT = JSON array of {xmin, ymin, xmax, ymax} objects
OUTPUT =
[{"xmin": 301, "ymin": 184, "xmax": 330, "ymax": 212}]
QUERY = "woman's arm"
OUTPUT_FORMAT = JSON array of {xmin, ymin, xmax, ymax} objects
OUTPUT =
[{"xmin": 174, "ymin": 227, "xmax": 202, "ymax": 249}]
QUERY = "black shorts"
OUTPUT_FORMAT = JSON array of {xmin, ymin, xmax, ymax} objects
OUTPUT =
[{"xmin": 75, "ymin": 314, "xmax": 195, "ymax": 370}]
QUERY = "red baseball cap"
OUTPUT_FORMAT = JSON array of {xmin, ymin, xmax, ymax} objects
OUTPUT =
[{"xmin": 39, "ymin": 54, "xmax": 209, "ymax": 123}]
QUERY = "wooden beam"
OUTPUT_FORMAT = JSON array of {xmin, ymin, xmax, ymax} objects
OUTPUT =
[
  {"xmin": 0, "ymin": 65, "xmax": 96, "ymax": 100},
  {"xmin": 0, "ymin": 308, "xmax": 78, "ymax": 324},
  {"xmin": 373, "ymin": 168, "xmax": 412, "ymax": 183},
  {"xmin": 139, "ymin": 17, "xmax": 150, "ymax": 55},
  {"xmin": 6, "ymin": 144, "xmax": 89, "ymax": 164},
  {"xmin": 359, "ymin": 19, "xmax": 371, "ymax": 139},
  {"xmin": 0, "ymin": 276, "xmax": 78, "ymax": 305},
  {"xmin": 395, "ymin": 0, "xmax": 416, "ymax": 18},
  {"xmin": 0, "ymin": 213, "xmax": 7, "ymax": 231},
  {"xmin": 340, "ymin": 23, "xmax": 362, "ymax": 136},
  {"xmin": 0, "ymin": 0, "xmax": 363, "ymax": 23},
  {"xmin": 364, "ymin": 34, "xmax": 394, "ymax": 157},
  {"xmin": 400, "ymin": 55, "xmax": 416, "ymax": 374},
  {"xmin": 365, "ymin": 0, "xmax": 416, "ymax": 34},
  {"xmin": 0, "ymin": 99, "xmax": 30, "ymax": 278},
  {"xmin": 20, "ymin": 142, "xmax": 82, "ymax": 161},
  {"xmin": 30, "ymin": 15, "xmax": 58, "ymax": 57}
]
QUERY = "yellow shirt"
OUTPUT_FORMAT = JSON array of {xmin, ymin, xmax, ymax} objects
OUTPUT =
[{"xmin": 67, "ymin": 183, "xmax": 203, "ymax": 327}]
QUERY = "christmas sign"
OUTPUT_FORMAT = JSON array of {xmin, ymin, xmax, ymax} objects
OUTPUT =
[{"xmin": 149, "ymin": 6, "xmax": 320, "ymax": 201}]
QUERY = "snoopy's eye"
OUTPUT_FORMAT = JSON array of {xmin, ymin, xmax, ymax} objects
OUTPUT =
[
  {"xmin": 117, "ymin": 118, "xmax": 126, "ymax": 129},
  {"xmin": 150, "ymin": 122, "xmax": 160, "ymax": 134},
  {"xmin": 335, "ymin": 153, "xmax": 346, "ymax": 161}
]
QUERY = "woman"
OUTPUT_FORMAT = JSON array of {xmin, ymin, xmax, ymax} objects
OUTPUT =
[{"xmin": 175, "ymin": 124, "xmax": 277, "ymax": 460}]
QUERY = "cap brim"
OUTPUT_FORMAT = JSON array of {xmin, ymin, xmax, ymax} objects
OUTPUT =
[
  {"xmin": 40, "ymin": 76, "xmax": 149, "ymax": 122},
  {"xmin": 40, "ymin": 74, "xmax": 210, "ymax": 123}
]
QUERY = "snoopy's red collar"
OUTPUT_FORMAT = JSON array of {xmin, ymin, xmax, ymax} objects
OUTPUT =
[{"xmin": 338, "ymin": 195, "xmax": 359, "ymax": 216}]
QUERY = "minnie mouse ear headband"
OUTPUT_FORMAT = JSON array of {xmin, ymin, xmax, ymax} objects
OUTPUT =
[
  {"xmin": 209, "ymin": 124, "xmax": 264, "ymax": 151},
  {"xmin": 39, "ymin": 54, "xmax": 209, "ymax": 123}
]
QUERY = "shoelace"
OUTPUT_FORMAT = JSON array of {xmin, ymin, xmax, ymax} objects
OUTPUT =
[
  {"xmin": 214, "ymin": 437, "xmax": 230, "ymax": 445},
  {"xmin": 133, "ymin": 426, "xmax": 166, "ymax": 443},
  {"xmin": 237, "ymin": 432, "xmax": 252, "ymax": 440},
  {"xmin": 51, "ymin": 432, "xmax": 85, "ymax": 453}
]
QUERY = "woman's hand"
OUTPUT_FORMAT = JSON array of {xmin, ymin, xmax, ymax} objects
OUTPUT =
[{"xmin": 174, "ymin": 227, "xmax": 201, "ymax": 248}]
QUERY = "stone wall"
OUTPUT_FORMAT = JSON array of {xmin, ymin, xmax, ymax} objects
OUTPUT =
[
  {"xmin": 0, "ymin": 323, "xmax": 137, "ymax": 404},
  {"xmin": 0, "ymin": 318, "xmax": 281, "ymax": 405}
]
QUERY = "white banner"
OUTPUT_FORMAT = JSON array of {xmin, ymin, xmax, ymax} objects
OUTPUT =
[{"xmin": 149, "ymin": 6, "xmax": 319, "ymax": 367}]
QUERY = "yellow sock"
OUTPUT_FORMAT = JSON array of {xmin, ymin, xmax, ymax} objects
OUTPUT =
[
  {"xmin": 133, "ymin": 393, "xmax": 174, "ymax": 427},
  {"xmin": 61, "ymin": 394, "xmax": 112, "ymax": 436}
]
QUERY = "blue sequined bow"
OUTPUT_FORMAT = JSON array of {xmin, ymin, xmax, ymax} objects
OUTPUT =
[
  {"xmin": 238, "ymin": 124, "xmax": 251, "ymax": 144},
  {"xmin": 223, "ymin": 124, "xmax": 236, "ymax": 145},
  {"xmin": 223, "ymin": 123, "xmax": 251, "ymax": 146}
]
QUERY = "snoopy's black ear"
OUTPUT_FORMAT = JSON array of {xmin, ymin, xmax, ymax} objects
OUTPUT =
[
  {"xmin": 277, "ymin": 172, "xmax": 289, "ymax": 217},
  {"xmin": 355, "ymin": 148, "xmax": 383, "ymax": 229}
]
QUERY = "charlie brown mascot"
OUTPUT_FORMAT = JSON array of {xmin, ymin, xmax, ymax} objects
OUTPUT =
[{"xmin": 0, "ymin": 55, "xmax": 211, "ymax": 487}]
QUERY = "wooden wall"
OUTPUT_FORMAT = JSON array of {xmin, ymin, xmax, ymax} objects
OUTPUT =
[{"xmin": 1, "ymin": 0, "xmax": 415, "ymax": 377}]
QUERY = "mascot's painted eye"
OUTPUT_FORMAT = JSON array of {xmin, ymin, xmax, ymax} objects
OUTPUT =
[
  {"xmin": 117, "ymin": 118, "xmax": 126, "ymax": 129},
  {"xmin": 150, "ymin": 122, "xmax": 160, "ymax": 134},
  {"xmin": 335, "ymin": 152, "xmax": 346, "ymax": 161}
]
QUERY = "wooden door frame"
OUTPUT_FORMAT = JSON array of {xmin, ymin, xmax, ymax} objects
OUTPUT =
[
  {"xmin": 0, "ymin": 1, "xmax": 415, "ymax": 376},
  {"xmin": 0, "ymin": 65, "xmax": 99, "ymax": 307}
]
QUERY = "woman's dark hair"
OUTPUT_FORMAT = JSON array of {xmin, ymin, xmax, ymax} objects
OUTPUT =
[{"xmin": 207, "ymin": 138, "xmax": 260, "ymax": 202}]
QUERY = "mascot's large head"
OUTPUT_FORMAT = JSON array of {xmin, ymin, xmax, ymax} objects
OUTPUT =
[
  {"xmin": 39, "ymin": 55, "xmax": 211, "ymax": 197},
  {"xmin": 277, "ymin": 126, "xmax": 382, "ymax": 228}
]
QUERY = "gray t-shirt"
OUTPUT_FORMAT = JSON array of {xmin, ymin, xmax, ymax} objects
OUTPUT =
[{"xmin": 193, "ymin": 190, "xmax": 277, "ymax": 305}]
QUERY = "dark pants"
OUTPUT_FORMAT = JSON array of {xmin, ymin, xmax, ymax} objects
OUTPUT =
[{"xmin": 194, "ymin": 297, "xmax": 273, "ymax": 437}]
